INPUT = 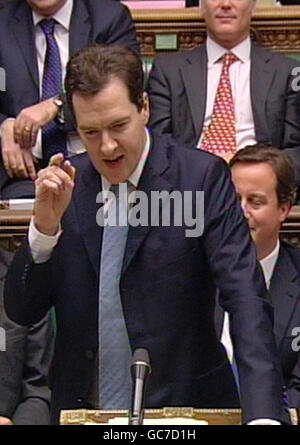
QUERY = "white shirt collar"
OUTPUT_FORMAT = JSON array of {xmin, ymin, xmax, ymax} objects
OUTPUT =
[
  {"xmin": 206, "ymin": 35, "xmax": 251, "ymax": 65},
  {"xmin": 259, "ymin": 239, "xmax": 280, "ymax": 289},
  {"xmin": 101, "ymin": 128, "xmax": 150, "ymax": 192},
  {"xmin": 32, "ymin": 0, "xmax": 73, "ymax": 30}
]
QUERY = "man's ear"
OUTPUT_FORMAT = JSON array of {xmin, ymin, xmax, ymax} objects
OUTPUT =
[
  {"xmin": 279, "ymin": 202, "xmax": 291, "ymax": 224},
  {"xmin": 250, "ymin": 0, "xmax": 257, "ymax": 17}
]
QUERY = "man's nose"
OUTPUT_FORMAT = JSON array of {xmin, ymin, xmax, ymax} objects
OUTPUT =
[
  {"xmin": 219, "ymin": 0, "xmax": 232, "ymax": 8},
  {"xmin": 101, "ymin": 131, "xmax": 118, "ymax": 156}
]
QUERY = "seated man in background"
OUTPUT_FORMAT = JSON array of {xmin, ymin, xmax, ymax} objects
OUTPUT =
[
  {"xmin": 147, "ymin": 0, "xmax": 300, "ymax": 185},
  {"xmin": 0, "ymin": 0, "xmax": 139, "ymax": 199},
  {"xmin": 216, "ymin": 144, "xmax": 300, "ymax": 409},
  {"xmin": 0, "ymin": 248, "xmax": 54, "ymax": 425}
]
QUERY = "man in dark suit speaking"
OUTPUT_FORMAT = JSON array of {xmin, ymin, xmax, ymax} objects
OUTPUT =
[
  {"xmin": 0, "ymin": 0, "xmax": 139, "ymax": 199},
  {"xmin": 147, "ymin": 0, "xmax": 300, "ymax": 178},
  {"xmin": 5, "ymin": 44, "xmax": 288, "ymax": 424}
]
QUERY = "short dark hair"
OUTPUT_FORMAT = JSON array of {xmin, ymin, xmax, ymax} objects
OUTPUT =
[
  {"xmin": 229, "ymin": 144, "xmax": 296, "ymax": 207},
  {"xmin": 65, "ymin": 44, "xmax": 144, "ymax": 116}
]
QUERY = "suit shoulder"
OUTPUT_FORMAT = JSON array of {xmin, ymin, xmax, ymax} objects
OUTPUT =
[
  {"xmin": 152, "ymin": 46, "xmax": 205, "ymax": 69},
  {"xmin": 279, "ymin": 241, "xmax": 300, "ymax": 276},
  {"xmin": 85, "ymin": 0, "xmax": 130, "ymax": 15},
  {"xmin": 176, "ymin": 143, "xmax": 227, "ymax": 171},
  {"xmin": 155, "ymin": 132, "xmax": 229, "ymax": 178},
  {"xmin": 254, "ymin": 45, "xmax": 299, "ymax": 69},
  {"xmin": 281, "ymin": 241, "xmax": 300, "ymax": 262},
  {"xmin": 0, "ymin": 0, "xmax": 19, "ymax": 18}
]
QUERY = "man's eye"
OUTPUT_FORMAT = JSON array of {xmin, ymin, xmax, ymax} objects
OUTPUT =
[
  {"xmin": 113, "ymin": 122, "xmax": 126, "ymax": 129},
  {"xmin": 251, "ymin": 200, "xmax": 263, "ymax": 208},
  {"xmin": 84, "ymin": 130, "xmax": 98, "ymax": 136}
]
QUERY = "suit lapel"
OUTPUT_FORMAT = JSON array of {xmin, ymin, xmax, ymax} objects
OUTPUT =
[
  {"xmin": 122, "ymin": 133, "xmax": 173, "ymax": 274},
  {"xmin": 181, "ymin": 46, "xmax": 207, "ymax": 142},
  {"xmin": 69, "ymin": 0, "xmax": 91, "ymax": 57},
  {"xmin": 269, "ymin": 244, "xmax": 300, "ymax": 351},
  {"xmin": 11, "ymin": 1, "xmax": 39, "ymax": 89},
  {"xmin": 73, "ymin": 159, "xmax": 103, "ymax": 277},
  {"xmin": 250, "ymin": 44, "xmax": 274, "ymax": 144}
]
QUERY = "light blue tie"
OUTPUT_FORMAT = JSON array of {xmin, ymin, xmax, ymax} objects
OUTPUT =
[{"xmin": 98, "ymin": 183, "xmax": 132, "ymax": 409}]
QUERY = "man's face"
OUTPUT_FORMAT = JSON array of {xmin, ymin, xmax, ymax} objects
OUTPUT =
[
  {"xmin": 73, "ymin": 77, "xmax": 149, "ymax": 185},
  {"xmin": 231, "ymin": 162, "xmax": 290, "ymax": 259},
  {"xmin": 201, "ymin": 0, "xmax": 256, "ymax": 49},
  {"xmin": 27, "ymin": 0, "xmax": 67, "ymax": 16}
]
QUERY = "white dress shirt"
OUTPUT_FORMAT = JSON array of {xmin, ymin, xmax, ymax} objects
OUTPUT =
[
  {"xmin": 260, "ymin": 240, "xmax": 280, "ymax": 289},
  {"xmin": 198, "ymin": 36, "xmax": 257, "ymax": 150}
]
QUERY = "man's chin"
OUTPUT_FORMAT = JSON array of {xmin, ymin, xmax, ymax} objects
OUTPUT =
[{"xmin": 213, "ymin": 29, "xmax": 246, "ymax": 48}]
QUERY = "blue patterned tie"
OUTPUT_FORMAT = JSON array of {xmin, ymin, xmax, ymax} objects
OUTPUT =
[
  {"xmin": 40, "ymin": 19, "xmax": 67, "ymax": 166},
  {"xmin": 99, "ymin": 184, "xmax": 132, "ymax": 409}
]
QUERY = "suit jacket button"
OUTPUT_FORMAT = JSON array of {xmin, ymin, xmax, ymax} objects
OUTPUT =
[
  {"xmin": 85, "ymin": 350, "xmax": 94, "ymax": 360},
  {"xmin": 77, "ymin": 397, "xmax": 83, "ymax": 404}
]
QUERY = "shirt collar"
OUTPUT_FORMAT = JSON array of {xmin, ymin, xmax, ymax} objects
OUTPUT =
[
  {"xmin": 206, "ymin": 35, "xmax": 251, "ymax": 64},
  {"xmin": 259, "ymin": 239, "xmax": 280, "ymax": 289},
  {"xmin": 101, "ymin": 128, "xmax": 150, "ymax": 192},
  {"xmin": 32, "ymin": 0, "xmax": 73, "ymax": 30}
]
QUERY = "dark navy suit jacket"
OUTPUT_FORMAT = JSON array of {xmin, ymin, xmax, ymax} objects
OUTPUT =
[{"xmin": 5, "ymin": 132, "xmax": 287, "ymax": 424}]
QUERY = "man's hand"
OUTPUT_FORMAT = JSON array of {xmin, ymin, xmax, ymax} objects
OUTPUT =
[
  {"xmin": 14, "ymin": 98, "xmax": 60, "ymax": 149},
  {"xmin": 34, "ymin": 153, "xmax": 76, "ymax": 236},
  {"xmin": 0, "ymin": 416, "xmax": 13, "ymax": 425},
  {"xmin": 1, "ymin": 119, "xmax": 37, "ymax": 179}
]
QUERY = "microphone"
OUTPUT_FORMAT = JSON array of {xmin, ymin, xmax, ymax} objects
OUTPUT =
[{"xmin": 129, "ymin": 348, "xmax": 151, "ymax": 425}]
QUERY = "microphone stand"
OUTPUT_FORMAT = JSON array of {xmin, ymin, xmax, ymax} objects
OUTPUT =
[{"xmin": 129, "ymin": 349, "xmax": 151, "ymax": 425}]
